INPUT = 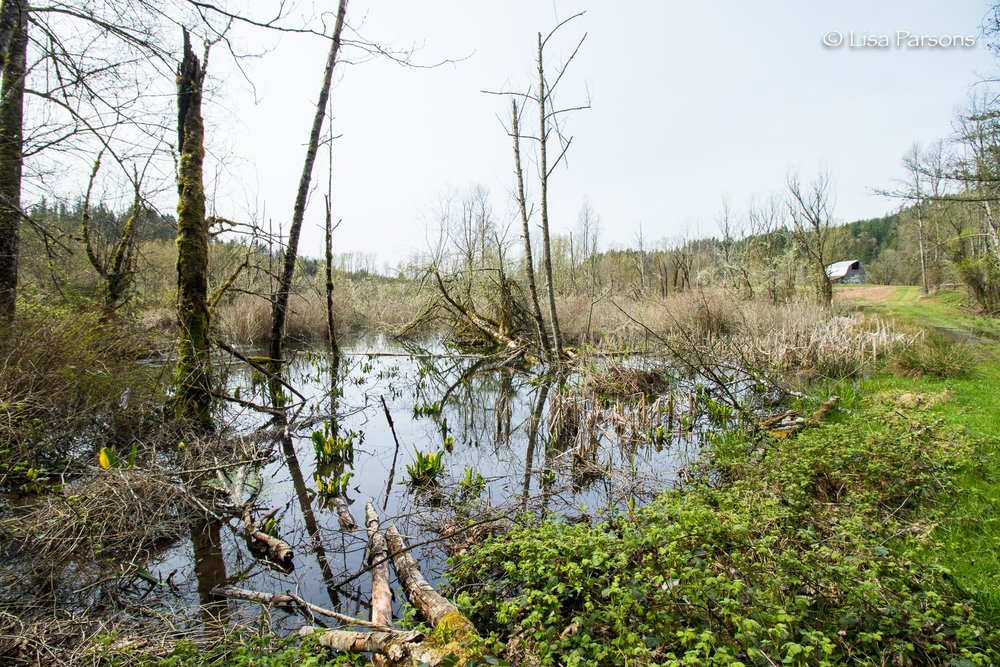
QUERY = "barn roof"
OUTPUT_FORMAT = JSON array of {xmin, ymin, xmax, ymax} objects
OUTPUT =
[{"xmin": 825, "ymin": 260, "xmax": 862, "ymax": 279}]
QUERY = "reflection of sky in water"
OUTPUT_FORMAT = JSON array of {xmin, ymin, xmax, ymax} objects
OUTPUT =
[{"xmin": 151, "ymin": 336, "xmax": 710, "ymax": 631}]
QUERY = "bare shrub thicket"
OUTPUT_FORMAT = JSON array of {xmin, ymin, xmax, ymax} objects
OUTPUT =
[{"xmin": 0, "ymin": 300, "xmax": 166, "ymax": 486}]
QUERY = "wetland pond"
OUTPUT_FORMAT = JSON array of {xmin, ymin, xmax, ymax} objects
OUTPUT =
[{"xmin": 151, "ymin": 336, "xmax": 735, "ymax": 631}]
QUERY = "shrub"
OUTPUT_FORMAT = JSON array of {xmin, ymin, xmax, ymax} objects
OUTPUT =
[{"xmin": 0, "ymin": 298, "xmax": 165, "ymax": 488}]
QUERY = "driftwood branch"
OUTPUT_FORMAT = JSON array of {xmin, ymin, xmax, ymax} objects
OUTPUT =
[
  {"xmin": 213, "ymin": 586, "xmax": 391, "ymax": 630},
  {"xmin": 762, "ymin": 395, "xmax": 840, "ymax": 439}
]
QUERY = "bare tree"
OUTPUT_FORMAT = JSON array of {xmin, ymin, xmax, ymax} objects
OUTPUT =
[
  {"xmin": 510, "ymin": 98, "xmax": 551, "ymax": 359},
  {"xmin": 786, "ymin": 168, "xmax": 835, "ymax": 306},
  {"xmin": 901, "ymin": 144, "xmax": 932, "ymax": 294},
  {"xmin": 268, "ymin": 0, "xmax": 348, "ymax": 382},
  {"xmin": 745, "ymin": 193, "xmax": 790, "ymax": 303},
  {"xmin": 486, "ymin": 12, "xmax": 589, "ymax": 362}
]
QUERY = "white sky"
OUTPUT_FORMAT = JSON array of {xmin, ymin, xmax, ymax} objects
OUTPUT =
[{"xmin": 201, "ymin": 1, "xmax": 998, "ymax": 266}]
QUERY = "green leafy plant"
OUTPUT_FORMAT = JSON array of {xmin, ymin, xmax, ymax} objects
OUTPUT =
[
  {"xmin": 450, "ymin": 394, "xmax": 1000, "ymax": 666},
  {"xmin": 407, "ymin": 449, "xmax": 445, "ymax": 488},
  {"xmin": 310, "ymin": 425, "xmax": 357, "ymax": 467},
  {"xmin": 459, "ymin": 467, "xmax": 486, "ymax": 499}
]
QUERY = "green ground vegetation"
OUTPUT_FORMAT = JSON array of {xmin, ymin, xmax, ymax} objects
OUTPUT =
[
  {"xmin": 444, "ymin": 286, "xmax": 1000, "ymax": 666},
  {"xmin": 839, "ymin": 286, "xmax": 1000, "ymax": 623}
]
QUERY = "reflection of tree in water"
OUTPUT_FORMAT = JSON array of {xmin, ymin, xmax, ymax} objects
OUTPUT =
[
  {"xmin": 281, "ymin": 433, "xmax": 342, "ymax": 609},
  {"xmin": 190, "ymin": 516, "xmax": 229, "ymax": 629}
]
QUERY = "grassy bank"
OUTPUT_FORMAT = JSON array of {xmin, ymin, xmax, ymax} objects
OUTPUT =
[
  {"xmin": 444, "ymin": 286, "xmax": 1000, "ymax": 666},
  {"xmin": 837, "ymin": 285, "xmax": 1000, "ymax": 622}
]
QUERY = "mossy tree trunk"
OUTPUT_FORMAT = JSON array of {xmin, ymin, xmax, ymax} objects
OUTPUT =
[
  {"xmin": 268, "ymin": 0, "xmax": 347, "ymax": 383},
  {"xmin": 174, "ymin": 30, "xmax": 212, "ymax": 427},
  {"xmin": 0, "ymin": 0, "xmax": 27, "ymax": 324}
]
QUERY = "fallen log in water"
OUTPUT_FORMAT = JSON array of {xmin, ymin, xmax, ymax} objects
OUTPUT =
[
  {"xmin": 215, "ymin": 468, "xmax": 294, "ymax": 567},
  {"xmin": 298, "ymin": 627, "xmax": 423, "ymax": 662},
  {"xmin": 365, "ymin": 503, "xmax": 393, "ymax": 629},
  {"xmin": 332, "ymin": 496, "xmax": 358, "ymax": 530},
  {"xmin": 385, "ymin": 524, "xmax": 479, "ymax": 641}
]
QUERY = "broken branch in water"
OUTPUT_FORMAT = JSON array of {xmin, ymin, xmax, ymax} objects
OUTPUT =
[
  {"xmin": 215, "ymin": 468, "xmax": 294, "ymax": 567},
  {"xmin": 331, "ymin": 495, "xmax": 357, "ymax": 530},
  {"xmin": 213, "ymin": 586, "xmax": 392, "ymax": 630}
]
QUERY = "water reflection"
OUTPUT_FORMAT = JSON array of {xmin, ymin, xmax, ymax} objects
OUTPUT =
[{"xmin": 155, "ymin": 337, "xmax": 715, "ymax": 627}]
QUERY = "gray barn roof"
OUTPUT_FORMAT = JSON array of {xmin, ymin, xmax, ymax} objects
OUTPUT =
[{"xmin": 825, "ymin": 260, "xmax": 862, "ymax": 280}]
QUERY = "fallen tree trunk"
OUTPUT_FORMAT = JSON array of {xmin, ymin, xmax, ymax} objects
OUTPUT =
[
  {"xmin": 432, "ymin": 269, "xmax": 524, "ymax": 354},
  {"xmin": 385, "ymin": 524, "xmax": 478, "ymax": 641},
  {"xmin": 365, "ymin": 503, "xmax": 393, "ymax": 629},
  {"xmin": 298, "ymin": 627, "xmax": 422, "ymax": 662}
]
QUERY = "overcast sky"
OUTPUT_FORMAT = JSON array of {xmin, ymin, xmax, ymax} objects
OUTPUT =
[{"xmin": 204, "ymin": 1, "xmax": 998, "ymax": 266}]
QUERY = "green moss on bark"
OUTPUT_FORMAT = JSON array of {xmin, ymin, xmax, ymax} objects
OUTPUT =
[{"xmin": 173, "ymin": 30, "xmax": 212, "ymax": 427}]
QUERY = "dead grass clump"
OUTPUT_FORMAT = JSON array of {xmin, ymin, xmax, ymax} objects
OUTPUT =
[
  {"xmin": 748, "ymin": 311, "xmax": 911, "ymax": 378},
  {"xmin": 0, "ymin": 467, "xmax": 191, "ymax": 589},
  {"xmin": 672, "ymin": 292, "xmax": 739, "ymax": 339},
  {"xmin": 585, "ymin": 365, "xmax": 671, "ymax": 398},
  {"xmin": 215, "ymin": 280, "xmax": 436, "ymax": 346}
]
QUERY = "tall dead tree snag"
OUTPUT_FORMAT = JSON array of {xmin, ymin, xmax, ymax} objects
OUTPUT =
[
  {"xmin": 486, "ymin": 13, "xmax": 588, "ymax": 362},
  {"xmin": 511, "ymin": 99, "xmax": 552, "ymax": 360},
  {"xmin": 536, "ymin": 29, "xmax": 564, "ymax": 358},
  {"xmin": 269, "ymin": 0, "xmax": 348, "ymax": 380},
  {"xmin": 0, "ymin": 0, "xmax": 27, "ymax": 323},
  {"xmin": 174, "ymin": 30, "xmax": 212, "ymax": 426}
]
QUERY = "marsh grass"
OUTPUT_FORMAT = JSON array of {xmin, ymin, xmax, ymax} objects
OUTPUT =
[{"xmin": 890, "ymin": 331, "xmax": 976, "ymax": 378}]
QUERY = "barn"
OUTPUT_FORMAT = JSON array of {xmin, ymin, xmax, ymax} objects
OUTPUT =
[{"xmin": 825, "ymin": 259, "xmax": 866, "ymax": 284}]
